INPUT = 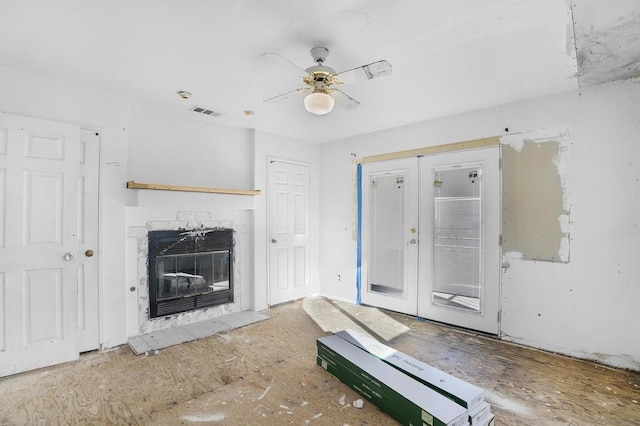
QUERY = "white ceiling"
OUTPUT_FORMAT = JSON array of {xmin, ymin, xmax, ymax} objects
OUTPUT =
[{"xmin": 0, "ymin": 1, "xmax": 638, "ymax": 143}]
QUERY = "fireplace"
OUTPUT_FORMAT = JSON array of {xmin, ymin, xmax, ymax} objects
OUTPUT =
[{"xmin": 148, "ymin": 228, "xmax": 234, "ymax": 318}]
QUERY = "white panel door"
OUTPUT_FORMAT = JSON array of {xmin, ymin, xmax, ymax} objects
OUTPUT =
[
  {"xmin": 0, "ymin": 113, "xmax": 80, "ymax": 376},
  {"xmin": 268, "ymin": 160, "xmax": 311, "ymax": 305},
  {"xmin": 417, "ymin": 147, "xmax": 501, "ymax": 334},
  {"xmin": 361, "ymin": 158, "xmax": 419, "ymax": 315},
  {"xmin": 77, "ymin": 129, "xmax": 100, "ymax": 352}
]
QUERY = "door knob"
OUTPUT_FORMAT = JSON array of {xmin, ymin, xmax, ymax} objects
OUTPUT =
[
  {"xmin": 409, "ymin": 239, "xmax": 417, "ymax": 245},
  {"xmin": 63, "ymin": 252, "xmax": 73, "ymax": 261},
  {"xmin": 271, "ymin": 238, "xmax": 278, "ymax": 244},
  {"xmin": 85, "ymin": 249, "xmax": 94, "ymax": 257}
]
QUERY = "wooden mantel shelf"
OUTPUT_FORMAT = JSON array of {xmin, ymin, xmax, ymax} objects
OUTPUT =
[{"xmin": 126, "ymin": 181, "xmax": 261, "ymax": 196}]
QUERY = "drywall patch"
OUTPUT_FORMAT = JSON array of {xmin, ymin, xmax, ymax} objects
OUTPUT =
[
  {"xmin": 573, "ymin": 2, "xmax": 640, "ymax": 86},
  {"xmin": 502, "ymin": 129, "xmax": 570, "ymax": 262}
]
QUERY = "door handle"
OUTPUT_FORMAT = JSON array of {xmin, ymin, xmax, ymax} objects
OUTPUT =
[
  {"xmin": 63, "ymin": 252, "xmax": 74, "ymax": 261},
  {"xmin": 271, "ymin": 238, "xmax": 278, "ymax": 244},
  {"xmin": 85, "ymin": 249, "xmax": 94, "ymax": 257}
]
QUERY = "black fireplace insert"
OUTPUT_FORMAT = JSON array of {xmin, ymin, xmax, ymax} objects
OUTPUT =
[{"xmin": 148, "ymin": 229, "xmax": 233, "ymax": 318}]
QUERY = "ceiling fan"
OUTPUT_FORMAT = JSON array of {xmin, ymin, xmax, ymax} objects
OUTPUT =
[{"xmin": 262, "ymin": 47, "xmax": 392, "ymax": 115}]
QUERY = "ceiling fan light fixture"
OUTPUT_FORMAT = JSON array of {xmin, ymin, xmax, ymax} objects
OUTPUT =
[{"xmin": 304, "ymin": 90, "xmax": 335, "ymax": 115}]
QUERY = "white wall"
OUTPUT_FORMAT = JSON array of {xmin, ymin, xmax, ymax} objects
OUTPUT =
[
  {"xmin": 127, "ymin": 104, "xmax": 253, "ymax": 190},
  {"xmin": 253, "ymin": 130, "xmax": 320, "ymax": 311},
  {"xmin": 0, "ymin": 67, "xmax": 131, "ymax": 348},
  {"xmin": 319, "ymin": 78, "xmax": 640, "ymax": 370}
]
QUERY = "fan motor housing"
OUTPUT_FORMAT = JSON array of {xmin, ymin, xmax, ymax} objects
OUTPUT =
[
  {"xmin": 305, "ymin": 65, "xmax": 336, "ymax": 76},
  {"xmin": 304, "ymin": 64, "xmax": 338, "ymax": 88}
]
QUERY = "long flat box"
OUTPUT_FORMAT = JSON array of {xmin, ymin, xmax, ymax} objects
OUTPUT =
[
  {"xmin": 317, "ymin": 346, "xmax": 467, "ymax": 426},
  {"xmin": 317, "ymin": 355, "xmax": 410, "ymax": 423},
  {"xmin": 482, "ymin": 414, "xmax": 495, "ymax": 426},
  {"xmin": 317, "ymin": 345, "xmax": 470, "ymax": 426},
  {"xmin": 335, "ymin": 329, "xmax": 485, "ymax": 410},
  {"xmin": 317, "ymin": 335, "xmax": 468, "ymax": 426},
  {"xmin": 467, "ymin": 401, "xmax": 491, "ymax": 425}
]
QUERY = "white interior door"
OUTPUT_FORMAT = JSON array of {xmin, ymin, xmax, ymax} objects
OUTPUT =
[
  {"xmin": 268, "ymin": 160, "xmax": 311, "ymax": 305},
  {"xmin": 361, "ymin": 158, "xmax": 418, "ymax": 315},
  {"xmin": 77, "ymin": 129, "xmax": 100, "ymax": 352},
  {"xmin": 0, "ymin": 113, "xmax": 80, "ymax": 376},
  {"xmin": 417, "ymin": 147, "xmax": 501, "ymax": 334}
]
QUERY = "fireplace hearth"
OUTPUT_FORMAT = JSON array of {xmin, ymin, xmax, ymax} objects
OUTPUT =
[{"xmin": 148, "ymin": 228, "xmax": 234, "ymax": 318}]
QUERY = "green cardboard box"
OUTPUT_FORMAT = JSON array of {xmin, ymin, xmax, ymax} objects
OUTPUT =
[
  {"xmin": 335, "ymin": 329, "xmax": 485, "ymax": 411},
  {"xmin": 317, "ymin": 335, "xmax": 468, "ymax": 426},
  {"xmin": 317, "ymin": 355, "xmax": 411, "ymax": 423}
]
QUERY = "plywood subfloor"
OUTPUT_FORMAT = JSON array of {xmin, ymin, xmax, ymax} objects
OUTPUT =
[{"xmin": 0, "ymin": 297, "xmax": 639, "ymax": 425}]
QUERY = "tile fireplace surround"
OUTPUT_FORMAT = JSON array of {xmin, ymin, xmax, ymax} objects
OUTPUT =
[{"xmin": 127, "ymin": 207, "xmax": 251, "ymax": 335}]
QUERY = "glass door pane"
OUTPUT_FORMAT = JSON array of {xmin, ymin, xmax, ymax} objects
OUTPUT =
[
  {"xmin": 210, "ymin": 251, "xmax": 230, "ymax": 290},
  {"xmin": 369, "ymin": 173, "xmax": 406, "ymax": 296},
  {"xmin": 432, "ymin": 166, "xmax": 482, "ymax": 313}
]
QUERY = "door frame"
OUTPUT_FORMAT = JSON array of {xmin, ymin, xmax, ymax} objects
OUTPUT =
[
  {"xmin": 355, "ymin": 136, "xmax": 502, "ymax": 334},
  {"xmin": 77, "ymin": 128, "xmax": 101, "ymax": 352}
]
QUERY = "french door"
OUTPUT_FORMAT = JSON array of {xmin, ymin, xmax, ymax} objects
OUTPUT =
[
  {"xmin": 361, "ymin": 147, "xmax": 500, "ymax": 334},
  {"xmin": 417, "ymin": 147, "xmax": 500, "ymax": 334},
  {"xmin": 360, "ymin": 158, "xmax": 418, "ymax": 315}
]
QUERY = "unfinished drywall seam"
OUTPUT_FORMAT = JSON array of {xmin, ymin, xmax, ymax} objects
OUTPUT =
[
  {"xmin": 568, "ymin": 0, "xmax": 580, "ymax": 83},
  {"xmin": 573, "ymin": 3, "xmax": 640, "ymax": 86}
]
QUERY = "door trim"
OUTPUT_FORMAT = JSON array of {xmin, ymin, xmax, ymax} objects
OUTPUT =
[
  {"xmin": 77, "ymin": 128, "xmax": 100, "ymax": 352},
  {"xmin": 359, "ymin": 136, "xmax": 500, "ymax": 164}
]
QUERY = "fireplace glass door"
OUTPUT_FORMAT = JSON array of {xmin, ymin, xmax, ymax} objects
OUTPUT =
[
  {"xmin": 156, "ymin": 251, "xmax": 230, "ymax": 301},
  {"xmin": 148, "ymin": 229, "xmax": 234, "ymax": 318}
]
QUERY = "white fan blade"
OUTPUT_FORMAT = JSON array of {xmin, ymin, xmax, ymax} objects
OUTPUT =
[
  {"xmin": 336, "ymin": 60, "xmax": 392, "ymax": 85},
  {"xmin": 263, "ymin": 87, "xmax": 307, "ymax": 104},
  {"xmin": 262, "ymin": 52, "xmax": 308, "ymax": 78},
  {"xmin": 332, "ymin": 89, "xmax": 361, "ymax": 110}
]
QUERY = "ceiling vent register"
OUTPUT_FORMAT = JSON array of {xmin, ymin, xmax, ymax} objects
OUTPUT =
[{"xmin": 190, "ymin": 106, "xmax": 222, "ymax": 117}]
